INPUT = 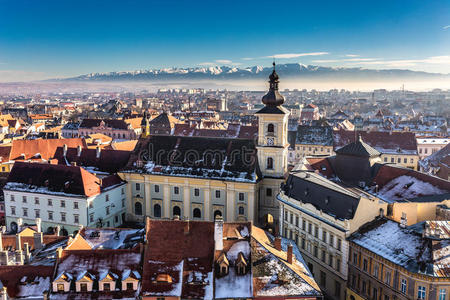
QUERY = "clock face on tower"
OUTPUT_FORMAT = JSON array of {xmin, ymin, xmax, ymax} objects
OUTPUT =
[{"xmin": 267, "ymin": 137, "xmax": 274, "ymax": 146}]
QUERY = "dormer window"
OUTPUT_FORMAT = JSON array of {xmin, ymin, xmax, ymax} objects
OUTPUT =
[
  {"xmin": 235, "ymin": 252, "xmax": 248, "ymax": 275},
  {"xmin": 216, "ymin": 252, "xmax": 229, "ymax": 276}
]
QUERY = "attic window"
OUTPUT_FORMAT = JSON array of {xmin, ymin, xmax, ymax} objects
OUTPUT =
[{"xmin": 156, "ymin": 274, "xmax": 173, "ymax": 283}]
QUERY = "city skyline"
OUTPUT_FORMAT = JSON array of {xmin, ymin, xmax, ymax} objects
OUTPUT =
[{"xmin": 0, "ymin": 0, "xmax": 449, "ymax": 82}]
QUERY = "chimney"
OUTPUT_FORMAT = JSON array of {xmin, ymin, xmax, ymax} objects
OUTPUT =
[
  {"xmin": 0, "ymin": 251, "xmax": 8, "ymax": 266},
  {"xmin": 15, "ymin": 234, "xmax": 22, "ymax": 251},
  {"xmin": 77, "ymin": 145, "xmax": 82, "ymax": 157},
  {"xmin": 214, "ymin": 216, "xmax": 224, "ymax": 251},
  {"xmin": 96, "ymin": 146, "xmax": 101, "ymax": 159},
  {"xmin": 35, "ymin": 218, "xmax": 41, "ymax": 233},
  {"xmin": 55, "ymin": 225, "xmax": 61, "ymax": 236},
  {"xmin": 56, "ymin": 247, "xmax": 63, "ymax": 259},
  {"xmin": 71, "ymin": 162, "xmax": 77, "ymax": 166},
  {"xmin": 23, "ymin": 242, "xmax": 30, "ymax": 263},
  {"xmin": 0, "ymin": 232, "xmax": 3, "ymax": 251},
  {"xmin": 287, "ymin": 245, "xmax": 293, "ymax": 264},
  {"xmin": 17, "ymin": 218, "xmax": 23, "ymax": 232},
  {"xmin": 34, "ymin": 232, "xmax": 43, "ymax": 249},
  {"xmin": 15, "ymin": 250, "xmax": 23, "ymax": 265},
  {"xmin": 63, "ymin": 144, "xmax": 68, "ymax": 157},
  {"xmin": 274, "ymin": 237, "xmax": 282, "ymax": 251},
  {"xmin": 184, "ymin": 220, "xmax": 190, "ymax": 235}
]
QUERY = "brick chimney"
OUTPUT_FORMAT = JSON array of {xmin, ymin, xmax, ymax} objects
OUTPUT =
[
  {"xmin": 274, "ymin": 237, "xmax": 282, "ymax": 251},
  {"xmin": 63, "ymin": 144, "xmax": 68, "ymax": 157},
  {"xmin": 96, "ymin": 146, "xmax": 101, "ymax": 159},
  {"xmin": 77, "ymin": 145, "xmax": 82, "ymax": 157},
  {"xmin": 287, "ymin": 245, "xmax": 293, "ymax": 264},
  {"xmin": 214, "ymin": 216, "xmax": 224, "ymax": 251}
]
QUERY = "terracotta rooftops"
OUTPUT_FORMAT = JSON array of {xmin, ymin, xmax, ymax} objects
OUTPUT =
[
  {"xmin": 0, "ymin": 265, "xmax": 53, "ymax": 298},
  {"xmin": 9, "ymin": 138, "xmax": 87, "ymax": 161}
]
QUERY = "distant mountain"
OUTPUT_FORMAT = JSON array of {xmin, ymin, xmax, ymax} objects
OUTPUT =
[{"xmin": 64, "ymin": 63, "xmax": 449, "ymax": 81}]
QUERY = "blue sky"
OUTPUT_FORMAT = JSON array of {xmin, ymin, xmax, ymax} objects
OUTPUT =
[{"xmin": 0, "ymin": 0, "xmax": 449, "ymax": 81}]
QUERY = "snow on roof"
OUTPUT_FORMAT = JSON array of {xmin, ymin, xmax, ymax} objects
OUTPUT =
[
  {"xmin": 376, "ymin": 175, "xmax": 447, "ymax": 202},
  {"xmin": 82, "ymin": 228, "xmax": 144, "ymax": 249},
  {"xmin": 349, "ymin": 219, "xmax": 428, "ymax": 269}
]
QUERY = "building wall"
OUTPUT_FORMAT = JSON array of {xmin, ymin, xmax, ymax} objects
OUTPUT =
[
  {"xmin": 119, "ymin": 173, "xmax": 258, "ymax": 223},
  {"xmin": 389, "ymin": 200, "xmax": 450, "ymax": 226},
  {"xmin": 380, "ymin": 154, "xmax": 419, "ymax": 170},
  {"xmin": 295, "ymin": 144, "xmax": 333, "ymax": 160},
  {"xmin": 347, "ymin": 242, "xmax": 450, "ymax": 300},
  {"xmin": 4, "ymin": 184, "xmax": 126, "ymax": 234}
]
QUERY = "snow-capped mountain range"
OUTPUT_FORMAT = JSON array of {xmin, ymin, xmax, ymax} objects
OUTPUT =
[{"xmin": 65, "ymin": 63, "xmax": 449, "ymax": 81}]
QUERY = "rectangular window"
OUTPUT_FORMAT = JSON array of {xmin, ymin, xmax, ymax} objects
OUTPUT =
[
  {"xmin": 404, "ymin": 158, "xmax": 407, "ymax": 163},
  {"xmin": 195, "ymin": 188, "xmax": 200, "ymax": 197},
  {"xmin": 321, "ymin": 249, "xmax": 326, "ymax": 262},
  {"xmin": 239, "ymin": 192, "xmax": 244, "ymax": 201},
  {"xmin": 155, "ymin": 185, "xmax": 160, "ymax": 193},
  {"xmin": 89, "ymin": 202, "xmax": 93, "ymax": 209},
  {"xmin": 103, "ymin": 283, "xmax": 110, "ymax": 291},
  {"xmin": 401, "ymin": 279, "xmax": 407, "ymax": 294},
  {"xmin": 34, "ymin": 197, "xmax": 39, "ymax": 204},
  {"xmin": 106, "ymin": 206, "xmax": 110, "ymax": 215},
  {"xmin": 22, "ymin": 196, "xmax": 27, "ymax": 203},
  {"xmin": 135, "ymin": 183, "xmax": 140, "ymax": 191},
  {"xmin": 10, "ymin": 195, "xmax": 14, "ymax": 202},
  {"xmin": 328, "ymin": 255, "xmax": 333, "ymax": 267},
  {"xmin": 439, "ymin": 289, "xmax": 447, "ymax": 300},
  {"xmin": 122, "ymin": 199, "xmax": 125, "ymax": 208},
  {"xmin": 174, "ymin": 187, "xmax": 179, "ymax": 194},
  {"xmin": 314, "ymin": 226, "xmax": 318, "ymax": 238},
  {"xmin": 353, "ymin": 252, "xmax": 358, "ymax": 264},
  {"xmin": 89, "ymin": 214, "xmax": 94, "ymax": 223},
  {"xmin": 60, "ymin": 200, "xmax": 65, "ymax": 208},
  {"xmin": 374, "ymin": 264, "xmax": 379, "ymax": 278},
  {"xmin": 284, "ymin": 211, "xmax": 288, "ymax": 221},
  {"xmin": 105, "ymin": 194, "xmax": 109, "ymax": 202},
  {"xmin": 301, "ymin": 238, "xmax": 305, "ymax": 249},
  {"xmin": 35, "ymin": 209, "xmax": 40, "ymax": 218},
  {"xmin": 74, "ymin": 202, "xmax": 78, "ymax": 209},
  {"xmin": 74, "ymin": 214, "xmax": 79, "ymax": 224},
  {"xmin": 391, "ymin": 157, "xmax": 394, "ymax": 163},
  {"xmin": 57, "ymin": 283, "xmax": 64, "ymax": 291},
  {"xmin": 126, "ymin": 282, "xmax": 133, "ymax": 290},
  {"xmin": 373, "ymin": 287, "xmax": 378, "ymax": 300},
  {"xmin": 121, "ymin": 187, "xmax": 125, "ymax": 195},
  {"xmin": 336, "ymin": 258, "xmax": 341, "ymax": 272},
  {"xmin": 302, "ymin": 220, "xmax": 306, "ymax": 230},
  {"xmin": 385, "ymin": 295, "xmax": 389, "ymax": 300},
  {"xmin": 295, "ymin": 215, "xmax": 299, "ymax": 227},
  {"xmin": 337, "ymin": 239, "xmax": 342, "ymax": 251},
  {"xmin": 384, "ymin": 157, "xmax": 387, "ymax": 162},
  {"xmin": 80, "ymin": 283, "xmax": 88, "ymax": 292},
  {"xmin": 48, "ymin": 211, "xmax": 53, "ymax": 220},
  {"xmin": 362, "ymin": 281, "xmax": 367, "ymax": 294},
  {"xmin": 290, "ymin": 213, "xmax": 293, "ymax": 224},
  {"xmin": 334, "ymin": 280, "xmax": 341, "ymax": 297},
  {"xmin": 308, "ymin": 223, "xmax": 312, "ymax": 234},
  {"xmin": 320, "ymin": 270, "xmax": 326, "ymax": 286},
  {"xmin": 313, "ymin": 246, "xmax": 318, "ymax": 257},
  {"xmin": 322, "ymin": 230, "xmax": 327, "ymax": 242},
  {"xmin": 418, "ymin": 286, "xmax": 426, "ymax": 300},
  {"xmin": 60, "ymin": 212, "xmax": 66, "ymax": 222},
  {"xmin": 329, "ymin": 234, "xmax": 334, "ymax": 247},
  {"xmin": 385, "ymin": 271, "xmax": 391, "ymax": 286},
  {"xmin": 363, "ymin": 258, "xmax": 368, "ymax": 271},
  {"xmin": 23, "ymin": 208, "xmax": 28, "ymax": 217},
  {"xmin": 266, "ymin": 188, "xmax": 272, "ymax": 197}
]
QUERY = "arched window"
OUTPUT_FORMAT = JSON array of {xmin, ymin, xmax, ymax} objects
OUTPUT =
[
  {"xmin": 134, "ymin": 202, "xmax": 142, "ymax": 216},
  {"xmin": 173, "ymin": 206, "xmax": 181, "ymax": 217},
  {"xmin": 267, "ymin": 157, "xmax": 273, "ymax": 169},
  {"xmin": 267, "ymin": 123, "xmax": 274, "ymax": 133},
  {"xmin": 154, "ymin": 204, "xmax": 161, "ymax": 218},
  {"xmin": 193, "ymin": 208, "xmax": 201, "ymax": 218},
  {"xmin": 214, "ymin": 210, "xmax": 222, "ymax": 219},
  {"xmin": 238, "ymin": 206, "xmax": 245, "ymax": 215}
]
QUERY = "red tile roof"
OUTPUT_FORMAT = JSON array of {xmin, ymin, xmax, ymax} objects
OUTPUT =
[
  {"xmin": 0, "ymin": 265, "xmax": 53, "ymax": 298},
  {"xmin": 10, "ymin": 138, "xmax": 87, "ymax": 161},
  {"xmin": 142, "ymin": 219, "xmax": 215, "ymax": 298}
]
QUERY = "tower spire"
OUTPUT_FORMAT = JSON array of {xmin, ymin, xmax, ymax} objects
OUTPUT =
[{"xmin": 261, "ymin": 62, "xmax": 284, "ymax": 106}]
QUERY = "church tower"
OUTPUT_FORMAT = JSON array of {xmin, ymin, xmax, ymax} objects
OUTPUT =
[{"xmin": 255, "ymin": 63, "xmax": 290, "ymax": 226}]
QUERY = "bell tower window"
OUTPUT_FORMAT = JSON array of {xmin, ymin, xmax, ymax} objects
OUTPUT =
[
  {"xmin": 267, "ymin": 123, "xmax": 274, "ymax": 135},
  {"xmin": 267, "ymin": 157, "xmax": 274, "ymax": 170}
]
